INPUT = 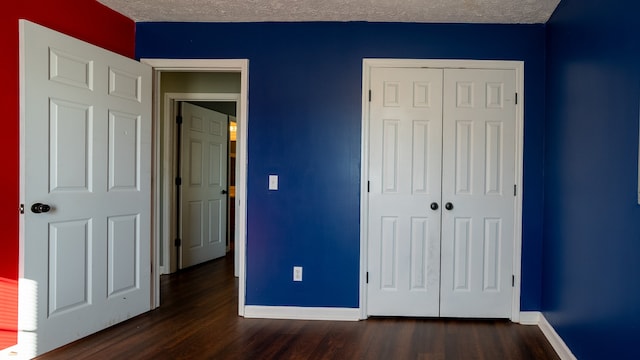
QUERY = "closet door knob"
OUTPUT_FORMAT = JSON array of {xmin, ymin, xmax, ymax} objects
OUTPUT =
[
  {"xmin": 430, "ymin": 202, "xmax": 439, "ymax": 210},
  {"xmin": 444, "ymin": 202, "xmax": 454, "ymax": 211}
]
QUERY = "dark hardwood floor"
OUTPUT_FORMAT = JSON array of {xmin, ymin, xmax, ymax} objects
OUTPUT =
[{"xmin": 38, "ymin": 254, "xmax": 559, "ymax": 359}]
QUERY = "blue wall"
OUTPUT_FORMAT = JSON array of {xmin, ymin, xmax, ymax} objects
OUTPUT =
[
  {"xmin": 544, "ymin": 1, "xmax": 640, "ymax": 359},
  {"xmin": 137, "ymin": 22, "xmax": 546, "ymax": 310}
]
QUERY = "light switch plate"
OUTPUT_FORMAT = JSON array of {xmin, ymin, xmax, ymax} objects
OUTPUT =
[
  {"xmin": 269, "ymin": 175, "xmax": 278, "ymax": 190},
  {"xmin": 293, "ymin": 266, "xmax": 302, "ymax": 281}
]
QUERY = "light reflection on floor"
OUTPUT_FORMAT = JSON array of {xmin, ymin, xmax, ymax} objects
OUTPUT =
[{"xmin": 0, "ymin": 278, "xmax": 38, "ymax": 359}]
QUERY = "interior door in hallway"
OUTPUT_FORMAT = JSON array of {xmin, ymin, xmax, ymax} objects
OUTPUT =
[
  {"xmin": 181, "ymin": 102, "xmax": 228, "ymax": 268},
  {"xmin": 366, "ymin": 67, "xmax": 444, "ymax": 316}
]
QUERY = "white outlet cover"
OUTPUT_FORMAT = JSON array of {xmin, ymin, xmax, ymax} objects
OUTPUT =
[{"xmin": 293, "ymin": 266, "xmax": 302, "ymax": 281}]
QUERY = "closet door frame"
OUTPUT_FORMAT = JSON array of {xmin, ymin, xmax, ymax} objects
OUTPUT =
[{"xmin": 359, "ymin": 59, "xmax": 525, "ymax": 322}]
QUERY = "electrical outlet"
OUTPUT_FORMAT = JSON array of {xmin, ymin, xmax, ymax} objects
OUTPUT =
[{"xmin": 293, "ymin": 266, "xmax": 303, "ymax": 282}]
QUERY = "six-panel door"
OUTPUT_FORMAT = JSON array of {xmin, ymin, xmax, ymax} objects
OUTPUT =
[
  {"xmin": 181, "ymin": 102, "xmax": 228, "ymax": 268},
  {"xmin": 21, "ymin": 20, "xmax": 151, "ymax": 356},
  {"xmin": 440, "ymin": 69, "xmax": 516, "ymax": 318},
  {"xmin": 367, "ymin": 68, "xmax": 444, "ymax": 316}
]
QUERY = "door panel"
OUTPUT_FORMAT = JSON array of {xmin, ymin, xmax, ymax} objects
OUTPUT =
[
  {"xmin": 20, "ymin": 20, "xmax": 151, "ymax": 356},
  {"xmin": 109, "ymin": 112, "xmax": 141, "ymax": 190},
  {"xmin": 50, "ymin": 99, "xmax": 91, "ymax": 191},
  {"xmin": 48, "ymin": 219, "xmax": 90, "ymax": 315},
  {"xmin": 440, "ymin": 69, "xmax": 516, "ymax": 318},
  {"xmin": 452, "ymin": 217, "xmax": 472, "ymax": 291},
  {"xmin": 367, "ymin": 68, "xmax": 443, "ymax": 317},
  {"xmin": 181, "ymin": 103, "xmax": 228, "ymax": 268},
  {"xmin": 108, "ymin": 214, "xmax": 140, "ymax": 296}
]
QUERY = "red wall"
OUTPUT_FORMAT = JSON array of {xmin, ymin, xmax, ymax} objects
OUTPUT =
[{"xmin": 0, "ymin": 0, "xmax": 134, "ymax": 349}]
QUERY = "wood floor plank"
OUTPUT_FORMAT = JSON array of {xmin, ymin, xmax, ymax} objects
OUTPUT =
[{"xmin": 37, "ymin": 254, "xmax": 559, "ymax": 359}]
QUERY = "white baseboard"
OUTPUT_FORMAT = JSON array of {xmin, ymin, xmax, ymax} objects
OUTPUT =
[
  {"xmin": 520, "ymin": 311, "xmax": 577, "ymax": 360},
  {"xmin": 538, "ymin": 314, "xmax": 577, "ymax": 360},
  {"xmin": 158, "ymin": 265, "xmax": 168, "ymax": 275},
  {"xmin": 519, "ymin": 311, "xmax": 541, "ymax": 325},
  {"xmin": 244, "ymin": 306, "xmax": 360, "ymax": 321}
]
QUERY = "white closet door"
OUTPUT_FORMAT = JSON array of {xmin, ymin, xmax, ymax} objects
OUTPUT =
[
  {"xmin": 440, "ymin": 69, "xmax": 517, "ymax": 318},
  {"xmin": 366, "ymin": 65, "xmax": 517, "ymax": 318},
  {"xmin": 367, "ymin": 67, "xmax": 444, "ymax": 316}
]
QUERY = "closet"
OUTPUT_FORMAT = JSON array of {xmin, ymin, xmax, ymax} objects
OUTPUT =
[{"xmin": 366, "ymin": 65, "xmax": 517, "ymax": 318}]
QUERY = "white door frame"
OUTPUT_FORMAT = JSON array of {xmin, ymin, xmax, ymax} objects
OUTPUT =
[
  {"xmin": 359, "ymin": 58, "xmax": 524, "ymax": 322},
  {"xmin": 141, "ymin": 59, "xmax": 249, "ymax": 316}
]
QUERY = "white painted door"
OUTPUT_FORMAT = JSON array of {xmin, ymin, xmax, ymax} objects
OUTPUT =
[
  {"xmin": 181, "ymin": 103, "xmax": 228, "ymax": 268},
  {"xmin": 20, "ymin": 20, "xmax": 151, "ymax": 357},
  {"xmin": 367, "ymin": 68, "xmax": 444, "ymax": 316},
  {"xmin": 366, "ymin": 66, "xmax": 516, "ymax": 318},
  {"xmin": 439, "ymin": 69, "xmax": 516, "ymax": 318}
]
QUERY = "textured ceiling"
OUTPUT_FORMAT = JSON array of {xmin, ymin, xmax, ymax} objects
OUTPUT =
[{"xmin": 98, "ymin": 0, "xmax": 561, "ymax": 24}]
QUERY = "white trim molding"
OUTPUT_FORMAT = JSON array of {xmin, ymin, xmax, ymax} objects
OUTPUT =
[
  {"xmin": 519, "ymin": 312, "xmax": 577, "ymax": 360},
  {"xmin": 518, "ymin": 311, "xmax": 541, "ymax": 325},
  {"xmin": 538, "ymin": 314, "xmax": 577, "ymax": 360},
  {"xmin": 244, "ymin": 306, "xmax": 360, "ymax": 321}
]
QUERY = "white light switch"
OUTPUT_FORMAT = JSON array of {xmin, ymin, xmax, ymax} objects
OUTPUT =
[
  {"xmin": 293, "ymin": 266, "xmax": 303, "ymax": 281},
  {"xmin": 269, "ymin": 175, "xmax": 278, "ymax": 190}
]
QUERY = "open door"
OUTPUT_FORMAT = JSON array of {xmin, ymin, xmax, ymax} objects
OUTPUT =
[
  {"xmin": 179, "ymin": 102, "xmax": 228, "ymax": 268},
  {"xmin": 20, "ymin": 20, "xmax": 151, "ymax": 356}
]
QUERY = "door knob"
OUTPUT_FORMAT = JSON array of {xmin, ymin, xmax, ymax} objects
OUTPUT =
[
  {"xmin": 444, "ymin": 202, "xmax": 454, "ymax": 211},
  {"xmin": 221, "ymin": 189, "xmax": 228, "ymax": 195},
  {"xmin": 31, "ymin": 203, "xmax": 51, "ymax": 214},
  {"xmin": 430, "ymin": 202, "xmax": 439, "ymax": 210}
]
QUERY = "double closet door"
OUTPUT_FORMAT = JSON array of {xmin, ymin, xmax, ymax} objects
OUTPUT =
[{"xmin": 367, "ymin": 67, "xmax": 516, "ymax": 318}]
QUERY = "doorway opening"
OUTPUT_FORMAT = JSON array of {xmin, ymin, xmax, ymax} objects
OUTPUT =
[{"xmin": 143, "ymin": 59, "xmax": 249, "ymax": 316}]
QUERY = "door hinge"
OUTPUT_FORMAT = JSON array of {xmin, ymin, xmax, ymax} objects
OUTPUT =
[
  {"xmin": 176, "ymin": 115, "xmax": 183, "ymax": 125},
  {"xmin": 367, "ymin": 181, "xmax": 370, "ymax": 193},
  {"xmin": 514, "ymin": 184, "xmax": 517, "ymax": 196},
  {"xmin": 175, "ymin": 177, "xmax": 182, "ymax": 186},
  {"xmin": 515, "ymin": 93, "xmax": 518, "ymax": 105},
  {"xmin": 368, "ymin": 90, "xmax": 372, "ymax": 102},
  {"xmin": 19, "ymin": 204, "xmax": 24, "ymax": 214},
  {"xmin": 174, "ymin": 238, "xmax": 182, "ymax": 247},
  {"xmin": 512, "ymin": 275, "xmax": 515, "ymax": 287},
  {"xmin": 366, "ymin": 272, "xmax": 369, "ymax": 284}
]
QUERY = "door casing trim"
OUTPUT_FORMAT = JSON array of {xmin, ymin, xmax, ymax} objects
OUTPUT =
[
  {"xmin": 359, "ymin": 58, "xmax": 524, "ymax": 321},
  {"xmin": 142, "ymin": 58, "xmax": 249, "ymax": 316}
]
